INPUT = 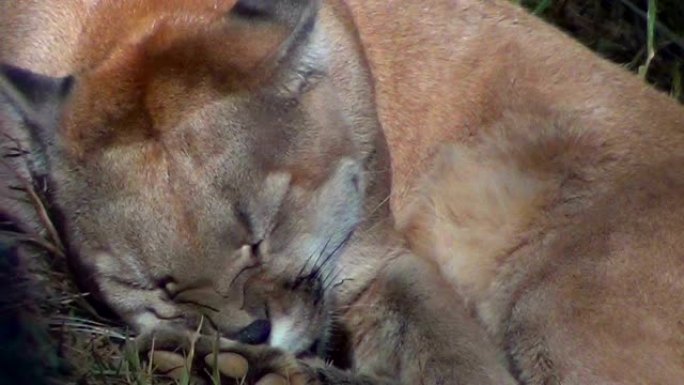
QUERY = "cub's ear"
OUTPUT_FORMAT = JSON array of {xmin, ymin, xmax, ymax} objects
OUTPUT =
[
  {"xmin": 0, "ymin": 64, "xmax": 73, "ymax": 142},
  {"xmin": 226, "ymin": 0, "xmax": 319, "ymax": 67}
]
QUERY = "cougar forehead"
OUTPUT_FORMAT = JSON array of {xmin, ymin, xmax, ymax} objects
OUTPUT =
[
  {"xmin": 0, "ymin": 0, "xmax": 387, "ymax": 354},
  {"xmin": 0, "ymin": 0, "xmax": 379, "ymax": 348}
]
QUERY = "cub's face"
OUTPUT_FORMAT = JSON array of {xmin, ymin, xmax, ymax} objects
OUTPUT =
[{"xmin": 0, "ymin": 0, "xmax": 383, "ymax": 354}]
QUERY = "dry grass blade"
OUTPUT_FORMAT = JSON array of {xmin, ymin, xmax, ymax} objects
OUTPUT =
[
  {"xmin": 520, "ymin": 0, "xmax": 684, "ymax": 102},
  {"xmin": 0, "ymin": 133, "xmax": 64, "ymax": 255},
  {"xmin": 637, "ymin": 0, "xmax": 657, "ymax": 78}
]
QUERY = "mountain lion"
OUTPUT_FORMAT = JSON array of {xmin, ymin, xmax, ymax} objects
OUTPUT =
[
  {"xmin": 0, "ymin": 0, "xmax": 514, "ymax": 384},
  {"xmin": 2, "ymin": 0, "xmax": 684, "ymax": 384}
]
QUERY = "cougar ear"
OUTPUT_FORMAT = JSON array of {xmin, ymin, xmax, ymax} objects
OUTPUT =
[
  {"xmin": 0, "ymin": 64, "xmax": 73, "ymax": 144},
  {"xmin": 231, "ymin": 0, "xmax": 317, "ymax": 27},
  {"xmin": 226, "ymin": 0, "xmax": 319, "ymax": 67}
]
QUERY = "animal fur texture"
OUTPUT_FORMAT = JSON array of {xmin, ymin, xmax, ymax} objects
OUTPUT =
[{"xmin": 2, "ymin": 0, "xmax": 683, "ymax": 384}]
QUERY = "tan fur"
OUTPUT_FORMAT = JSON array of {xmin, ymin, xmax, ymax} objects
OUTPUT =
[
  {"xmin": 0, "ymin": 1, "xmax": 514, "ymax": 384},
  {"xmin": 339, "ymin": 1, "xmax": 684, "ymax": 383},
  {"xmin": 5, "ymin": 0, "xmax": 683, "ymax": 384},
  {"xmin": 1, "ymin": 0, "xmax": 359, "ymax": 355}
]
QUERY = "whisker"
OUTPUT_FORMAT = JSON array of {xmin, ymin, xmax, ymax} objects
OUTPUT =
[
  {"xmin": 309, "ymin": 235, "xmax": 334, "ymax": 279},
  {"xmin": 366, "ymin": 192, "xmax": 392, "ymax": 219},
  {"xmin": 295, "ymin": 248, "xmax": 319, "ymax": 281},
  {"xmin": 331, "ymin": 278, "xmax": 354, "ymax": 291},
  {"xmin": 314, "ymin": 230, "xmax": 355, "ymax": 277},
  {"xmin": 320, "ymin": 267, "xmax": 340, "ymax": 291},
  {"xmin": 354, "ymin": 215, "xmax": 393, "ymax": 240},
  {"xmin": 300, "ymin": 236, "xmax": 333, "ymax": 282}
]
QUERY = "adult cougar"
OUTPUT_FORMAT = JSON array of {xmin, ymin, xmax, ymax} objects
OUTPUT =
[
  {"xmin": 0, "ymin": 0, "xmax": 513, "ymax": 384},
  {"xmin": 349, "ymin": 1, "xmax": 684, "ymax": 384},
  {"xmin": 3, "ymin": 0, "xmax": 684, "ymax": 384}
]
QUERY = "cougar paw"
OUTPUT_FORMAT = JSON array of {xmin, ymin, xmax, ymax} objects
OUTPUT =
[
  {"xmin": 127, "ymin": 328, "xmax": 252, "ymax": 383},
  {"xmin": 148, "ymin": 350, "xmax": 190, "ymax": 381},
  {"xmin": 203, "ymin": 352, "xmax": 249, "ymax": 379},
  {"xmin": 204, "ymin": 342, "xmax": 315, "ymax": 385}
]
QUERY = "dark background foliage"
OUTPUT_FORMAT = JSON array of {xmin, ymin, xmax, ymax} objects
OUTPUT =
[{"xmin": 521, "ymin": 0, "xmax": 684, "ymax": 101}]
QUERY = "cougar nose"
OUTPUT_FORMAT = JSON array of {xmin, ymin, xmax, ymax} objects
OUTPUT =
[{"xmin": 231, "ymin": 319, "xmax": 271, "ymax": 345}]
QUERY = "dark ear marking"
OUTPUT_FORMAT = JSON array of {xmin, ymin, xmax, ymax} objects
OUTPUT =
[
  {"xmin": 230, "ymin": 0, "xmax": 317, "ymax": 26},
  {"xmin": 232, "ymin": 0, "xmax": 273, "ymax": 20},
  {"xmin": 0, "ymin": 64, "xmax": 74, "ymax": 127},
  {"xmin": 0, "ymin": 64, "xmax": 73, "ymax": 109},
  {"xmin": 0, "ymin": 64, "xmax": 74, "ymax": 149},
  {"xmin": 0, "ymin": 64, "xmax": 74, "ymax": 115},
  {"xmin": 229, "ymin": 0, "xmax": 318, "ymax": 44},
  {"xmin": 227, "ymin": 0, "xmax": 320, "ymax": 82}
]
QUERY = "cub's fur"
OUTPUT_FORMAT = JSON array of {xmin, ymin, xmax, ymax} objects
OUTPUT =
[{"xmin": 0, "ymin": 0, "xmax": 514, "ymax": 384}]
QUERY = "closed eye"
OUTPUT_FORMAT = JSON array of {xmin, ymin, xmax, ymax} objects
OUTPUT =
[
  {"xmin": 250, "ymin": 239, "xmax": 263, "ymax": 259},
  {"xmin": 234, "ymin": 203, "xmax": 264, "ymax": 256},
  {"xmin": 235, "ymin": 204, "xmax": 253, "ymax": 237}
]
